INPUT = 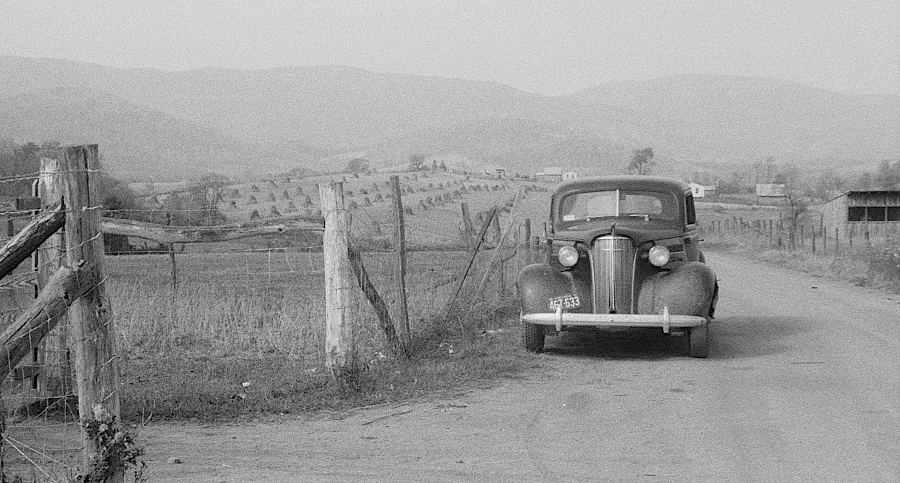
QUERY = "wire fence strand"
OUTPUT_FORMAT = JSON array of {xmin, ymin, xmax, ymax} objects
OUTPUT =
[{"xmin": 0, "ymin": 172, "xmax": 544, "ymax": 481}]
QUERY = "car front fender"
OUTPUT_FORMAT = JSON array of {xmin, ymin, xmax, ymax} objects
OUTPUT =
[
  {"xmin": 516, "ymin": 264, "xmax": 579, "ymax": 315},
  {"xmin": 636, "ymin": 261, "xmax": 717, "ymax": 318}
]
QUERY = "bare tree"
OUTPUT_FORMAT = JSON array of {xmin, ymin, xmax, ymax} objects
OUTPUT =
[
  {"xmin": 409, "ymin": 153, "xmax": 426, "ymax": 171},
  {"xmin": 627, "ymin": 147, "xmax": 655, "ymax": 175}
]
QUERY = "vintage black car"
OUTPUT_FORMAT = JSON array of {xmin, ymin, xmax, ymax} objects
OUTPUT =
[{"xmin": 517, "ymin": 176, "xmax": 718, "ymax": 357}]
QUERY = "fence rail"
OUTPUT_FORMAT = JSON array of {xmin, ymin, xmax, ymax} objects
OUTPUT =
[{"xmin": 0, "ymin": 150, "xmax": 542, "ymax": 481}]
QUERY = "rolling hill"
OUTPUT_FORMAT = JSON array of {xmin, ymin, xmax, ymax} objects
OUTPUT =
[
  {"xmin": 1, "ymin": 56, "xmax": 897, "ymax": 181},
  {"xmin": 568, "ymin": 74, "xmax": 900, "ymax": 165}
]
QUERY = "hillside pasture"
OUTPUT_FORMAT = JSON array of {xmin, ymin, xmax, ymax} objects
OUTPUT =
[
  {"xmin": 94, "ymin": 172, "xmax": 554, "ymax": 418},
  {"xmin": 210, "ymin": 170, "xmax": 550, "ymax": 246}
]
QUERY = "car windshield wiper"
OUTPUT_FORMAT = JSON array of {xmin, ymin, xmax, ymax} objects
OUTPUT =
[{"xmin": 580, "ymin": 215, "xmax": 615, "ymax": 222}]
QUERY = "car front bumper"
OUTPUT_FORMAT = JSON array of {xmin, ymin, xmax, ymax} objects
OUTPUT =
[{"xmin": 521, "ymin": 305, "xmax": 706, "ymax": 333}]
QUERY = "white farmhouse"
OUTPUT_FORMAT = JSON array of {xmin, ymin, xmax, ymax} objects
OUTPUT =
[{"xmin": 688, "ymin": 182, "xmax": 716, "ymax": 198}]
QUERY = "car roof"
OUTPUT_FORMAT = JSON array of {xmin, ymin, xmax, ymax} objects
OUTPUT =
[{"xmin": 553, "ymin": 175, "xmax": 690, "ymax": 198}]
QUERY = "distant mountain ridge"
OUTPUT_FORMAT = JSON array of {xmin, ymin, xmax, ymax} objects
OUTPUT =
[
  {"xmin": 569, "ymin": 74, "xmax": 900, "ymax": 164},
  {"xmin": 0, "ymin": 56, "xmax": 897, "ymax": 180}
]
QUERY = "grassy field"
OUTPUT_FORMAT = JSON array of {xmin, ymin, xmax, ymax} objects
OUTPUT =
[
  {"xmin": 108, "ymin": 171, "xmax": 553, "ymax": 421},
  {"xmin": 106, "ymin": 245, "xmax": 539, "ymax": 420},
  {"xmin": 0, "ymin": 170, "xmax": 556, "ymax": 480},
  {"xmin": 696, "ymin": 200, "xmax": 900, "ymax": 293}
]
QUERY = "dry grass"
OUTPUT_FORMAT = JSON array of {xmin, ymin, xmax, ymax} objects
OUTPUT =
[
  {"xmin": 702, "ymin": 222, "xmax": 900, "ymax": 293},
  {"xmin": 104, "ymin": 242, "xmax": 535, "ymax": 422},
  {"xmin": 101, "ymin": 176, "xmax": 556, "ymax": 421}
]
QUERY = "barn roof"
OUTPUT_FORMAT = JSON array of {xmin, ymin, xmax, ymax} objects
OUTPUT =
[{"xmin": 826, "ymin": 189, "xmax": 900, "ymax": 203}]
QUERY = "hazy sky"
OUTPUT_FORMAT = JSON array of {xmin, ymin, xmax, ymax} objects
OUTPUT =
[{"xmin": 2, "ymin": 1, "xmax": 898, "ymax": 96}]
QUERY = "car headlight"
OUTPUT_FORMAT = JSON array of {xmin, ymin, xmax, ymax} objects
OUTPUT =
[
  {"xmin": 648, "ymin": 245, "xmax": 670, "ymax": 267},
  {"xmin": 557, "ymin": 246, "xmax": 579, "ymax": 267}
]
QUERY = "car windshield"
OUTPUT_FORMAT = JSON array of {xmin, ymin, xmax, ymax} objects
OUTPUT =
[{"xmin": 559, "ymin": 189, "xmax": 677, "ymax": 224}]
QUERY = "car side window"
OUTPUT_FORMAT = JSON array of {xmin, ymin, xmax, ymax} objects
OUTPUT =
[{"xmin": 685, "ymin": 194, "xmax": 696, "ymax": 225}]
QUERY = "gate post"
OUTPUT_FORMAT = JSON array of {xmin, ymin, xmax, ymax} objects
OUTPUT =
[{"xmin": 61, "ymin": 145, "xmax": 122, "ymax": 479}]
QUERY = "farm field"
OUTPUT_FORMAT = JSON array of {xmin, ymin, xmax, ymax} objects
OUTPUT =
[
  {"xmin": 1, "ymin": 170, "xmax": 556, "ymax": 481},
  {"xmin": 132, "ymin": 170, "xmax": 551, "ymax": 246},
  {"xmin": 2, "ymin": 240, "xmax": 536, "ymax": 479}
]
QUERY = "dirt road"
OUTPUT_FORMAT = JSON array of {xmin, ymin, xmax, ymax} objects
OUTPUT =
[{"xmin": 142, "ymin": 252, "xmax": 900, "ymax": 482}]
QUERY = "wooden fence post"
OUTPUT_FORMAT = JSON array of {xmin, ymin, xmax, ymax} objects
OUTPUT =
[
  {"xmin": 523, "ymin": 218, "xmax": 532, "ymax": 265},
  {"xmin": 37, "ymin": 157, "xmax": 72, "ymax": 399},
  {"xmin": 347, "ymin": 244, "xmax": 407, "ymax": 358},
  {"xmin": 491, "ymin": 209, "xmax": 502, "ymax": 245},
  {"xmin": 389, "ymin": 175, "xmax": 410, "ymax": 342},
  {"xmin": 443, "ymin": 208, "xmax": 497, "ymax": 319},
  {"xmin": 777, "ymin": 215, "xmax": 783, "ymax": 249},
  {"xmin": 460, "ymin": 203, "xmax": 474, "ymax": 246},
  {"xmin": 166, "ymin": 212, "xmax": 177, "ymax": 329},
  {"xmin": 61, "ymin": 145, "xmax": 122, "ymax": 479},
  {"xmin": 835, "ymin": 227, "xmax": 840, "ymax": 256},
  {"xmin": 319, "ymin": 182, "xmax": 357, "ymax": 378}
]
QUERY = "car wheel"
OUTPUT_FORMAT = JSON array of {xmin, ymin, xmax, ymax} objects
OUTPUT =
[
  {"xmin": 688, "ymin": 321, "xmax": 709, "ymax": 358},
  {"xmin": 522, "ymin": 317, "xmax": 545, "ymax": 353}
]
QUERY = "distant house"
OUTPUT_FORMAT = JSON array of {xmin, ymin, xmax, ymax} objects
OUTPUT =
[
  {"xmin": 495, "ymin": 168, "xmax": 507, "ymax": 178},
  {"xmin": 688, "ymin": 182, "xmax": 716, "ymax": 198},
  {"xmin": 534, "ymin": 166, "xmax": 563, "ymax": 184},
  {"xmin": 562, "ymin": 171, "xmax": 580, "ymax": 181},
  {"xmin": 822, "ymin": 190, "xmax": 900, "ymax": 228},
  {"xmin": 755, "ymin": 183, "xmax": 786, "ymax": 198}
]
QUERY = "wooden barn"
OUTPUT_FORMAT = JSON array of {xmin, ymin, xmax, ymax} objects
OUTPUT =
[{"xmin": 822, "ymin": 189, "xmax": 900, "ymax": 230}]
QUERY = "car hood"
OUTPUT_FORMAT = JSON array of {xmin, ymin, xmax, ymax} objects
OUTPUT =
[{"xmin": 553, "ymin": 219, "xmax": 682, "ymax": 246}]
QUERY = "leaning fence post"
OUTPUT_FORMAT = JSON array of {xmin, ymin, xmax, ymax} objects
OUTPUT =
[
  {"xmin": 490, "ymin": 209, "xmax": 502, "ymax": 245},
  {"xmin": 460, "ymin": 202, "xmax": 474, "ymax": 246},
  {"xmin": 319, "ymin": 181, "xmax": 357, "ymax": 379},
  {"xmin": 389, "ymin": 175, "xmax": 410, "ymax": 342},
  {"xmin": 443, "ymin": 208, "xmax": 497, "ymax": 319},
  {"xmin": 61, "ymin": 144, "xmax": 122, "ymax": 479}
]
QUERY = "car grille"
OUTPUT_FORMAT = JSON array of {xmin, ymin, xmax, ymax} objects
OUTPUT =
[{"xmin": 590, "ymin": 236, "xmax": 636, "ymax": 314}]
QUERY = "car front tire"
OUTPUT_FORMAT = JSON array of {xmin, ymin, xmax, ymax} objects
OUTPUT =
[
  {"xmin": 688, "ymin": 321, "xmax": 709, "ymax": 358},
  {"xmin": 522, "ymin": 317, "xmax": 545, "ymax": 353}
]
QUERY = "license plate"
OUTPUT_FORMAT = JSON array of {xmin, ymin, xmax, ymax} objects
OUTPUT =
[{"xmin": 549, "ymin": 294, "xmax": 580, "ymax": 311}]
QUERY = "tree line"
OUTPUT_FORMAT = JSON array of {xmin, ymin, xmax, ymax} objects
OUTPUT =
[{"xmin": 1, "ymin": 138, "xmax": 226, "ymax": 228}]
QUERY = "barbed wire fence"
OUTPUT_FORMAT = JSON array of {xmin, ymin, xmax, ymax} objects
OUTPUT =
[
  {"xmin": 0, "ymin": 147, "xmax": 130, "ymax": 482},
  {"xmin": 0, "ymin": 156, "xmax": 545, "ymax": 481}
]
